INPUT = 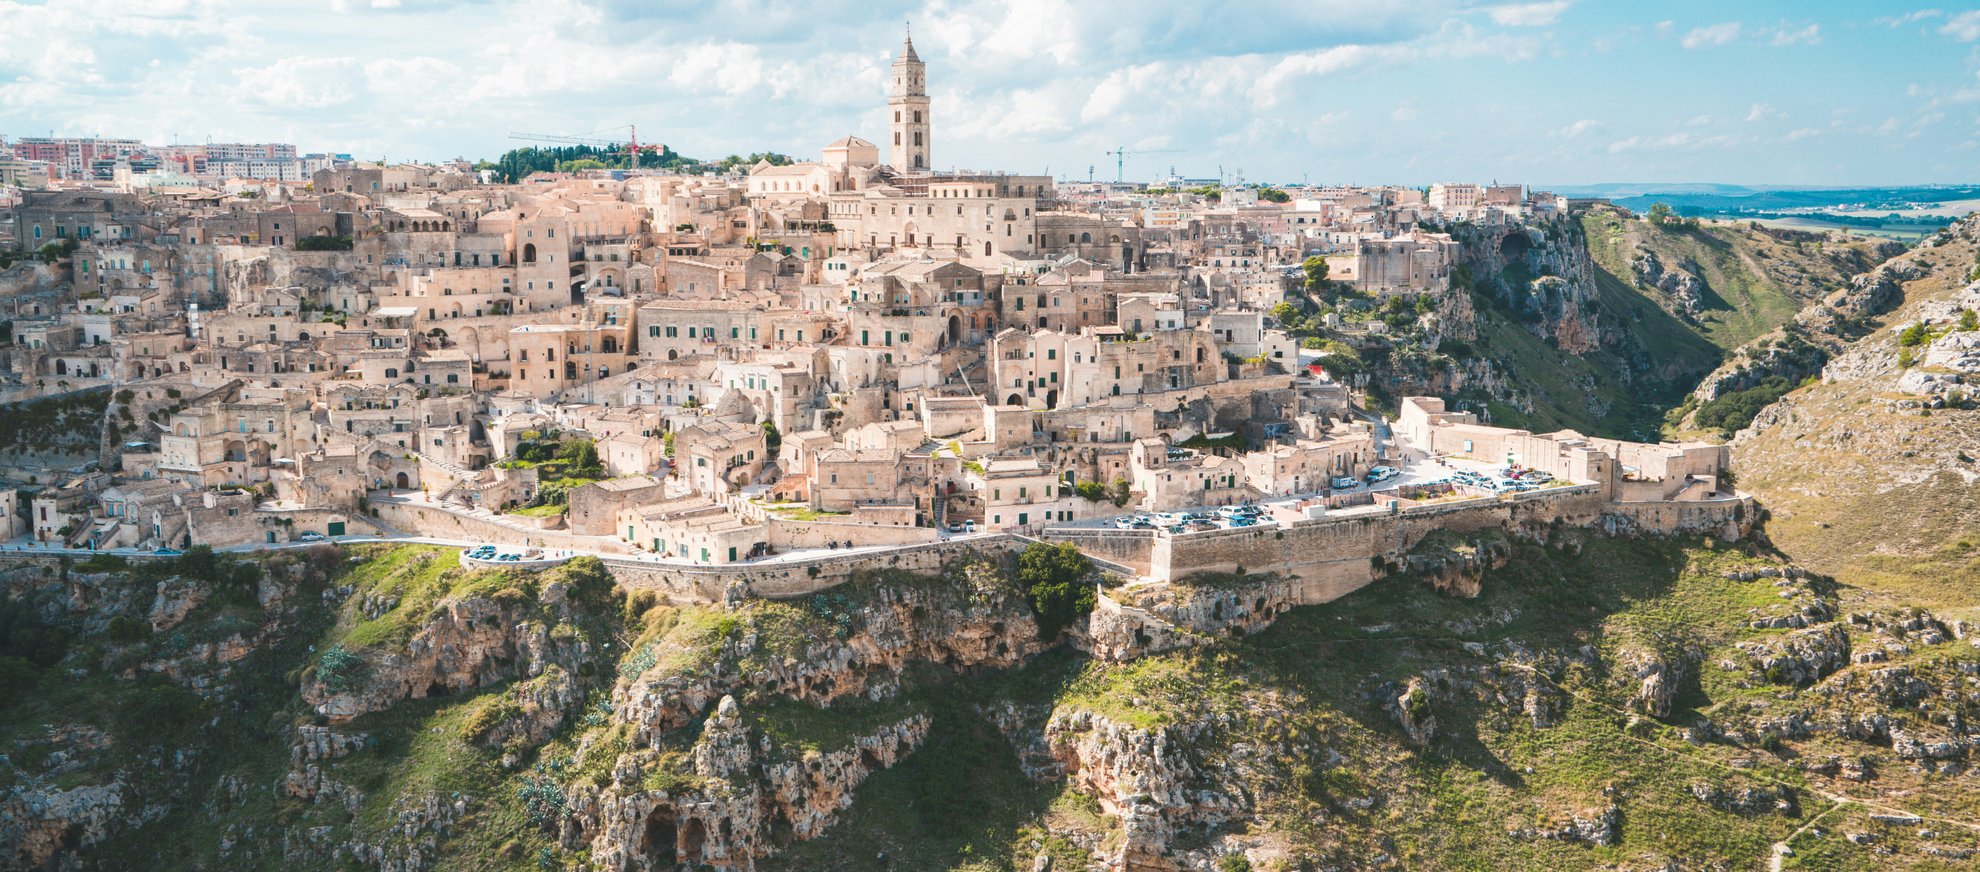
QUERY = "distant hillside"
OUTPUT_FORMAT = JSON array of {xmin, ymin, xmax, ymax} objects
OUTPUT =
[
  {"xmin": 1379, "ymin": 208, "xmax": 1896, "ymax": 441},
  {"xmin": 1582, "ymin": 205, "xmax": 1897, "ymax": 353},
  {"xmin": 1732, "ymin": 214, "xmax": 1980, "ymax": 610},
  {"xmin": 1544, "ymin": 184, "xmax": 1980, "ymax": 215}
]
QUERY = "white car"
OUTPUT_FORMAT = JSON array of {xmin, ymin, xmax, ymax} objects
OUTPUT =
[{"xmin": 297, "ymin": 531, "xmax": 325, "ymax": 542}]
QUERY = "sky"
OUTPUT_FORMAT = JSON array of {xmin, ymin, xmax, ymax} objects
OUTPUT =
[{"xmin": 2, "ymin": 0, "xmax": 1979, "ymax": 187}]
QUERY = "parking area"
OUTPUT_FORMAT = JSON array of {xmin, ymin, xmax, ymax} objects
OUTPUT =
[{"xmin": 1061, "ymin": 415, "xmax": 1585, "ymax": 536}]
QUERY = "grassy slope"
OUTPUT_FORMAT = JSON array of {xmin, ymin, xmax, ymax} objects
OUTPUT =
[
  {"xmin": 1458, "ymin": 206, "xmax": 1880, "ymax": 440},
  {"xmin": 1582, "ymin": 207, "xmax": 1886, "ymax": 353},
  {"xmin": 1731, "ymin": 222, "xmax": 1980, "ymax": 613},
  {"xmin": 779, "ymin": 536, "xmax": 1980, "ymax": 870},
  {"xmin": 1467, "ymin": 277, "xmax": 1719, "ymax": 440}
]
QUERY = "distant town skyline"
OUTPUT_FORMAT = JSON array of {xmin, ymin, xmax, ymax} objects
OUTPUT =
[{"xmin": 3, "ymin": 0, "xmax": 1978, "ymax": 185}]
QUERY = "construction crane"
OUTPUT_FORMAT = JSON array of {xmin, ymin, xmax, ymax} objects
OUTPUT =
[
  {"xmin": 1103, "ymin": 146, "xmax": 1184, "ymax": 183},
  {"xmin": 507, "ymin": 125, "xmax": 665, "ymax": 169}
]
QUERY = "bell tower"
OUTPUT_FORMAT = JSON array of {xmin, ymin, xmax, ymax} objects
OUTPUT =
[{"xmin": 888, "ymin": 28, "xmax": 930, "ymax": 171}]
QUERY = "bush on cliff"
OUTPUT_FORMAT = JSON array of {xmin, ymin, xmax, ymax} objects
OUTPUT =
[{"xmin": 1017, "ymin": 542, "xmax": 1095, "ymax": 641}]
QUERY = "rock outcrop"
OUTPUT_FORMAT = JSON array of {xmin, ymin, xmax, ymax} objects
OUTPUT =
[
  {"xmin": 574, "ymin": 695, "xmax": 929, "ymax": 870},
  {"xmin": 615, "ymin": 570, "xmax": 1040, "ymax": 745},
  {"xmin": 1744, "ymin": 623, "xmax": 1851, "ymax": 687},
  {"xmin": 1046, "ymin": 708, "xmax": 1228, "ymax": 872},
  {"xmin": 304, "ymin": 579, "xmax": 593, "ymax": 722},
  {"xmin": 0, "ymin": 783, "xmax": 128, "ymax": 869}
]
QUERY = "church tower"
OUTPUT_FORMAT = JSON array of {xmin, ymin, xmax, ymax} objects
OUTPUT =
[{"xmin": 888, "ymin": 29, "xmax": 930, "ymax": 171}]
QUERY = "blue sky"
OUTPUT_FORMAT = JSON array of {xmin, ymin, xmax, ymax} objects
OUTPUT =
[{"xmin": 2, "ymin": 0, "xmax": 1977, "ymax": 186}]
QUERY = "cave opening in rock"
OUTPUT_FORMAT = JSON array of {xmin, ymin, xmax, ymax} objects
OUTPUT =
[
  {"xmin": 679, "ymin": 817, "xmax": 707, "ymax": 864},
  {"xmin": 1500, "ymin": 232, "xmax": 1533, "ymax": 260},
  {"xmin": 642, "ymin": 808, "xmax": 677, "ymax": 863}
]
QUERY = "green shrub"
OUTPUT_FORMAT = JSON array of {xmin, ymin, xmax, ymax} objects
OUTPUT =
[
  {"xmin": 1017, "ymin": 542, "xmax": 1095, "ymax": 641},
  {"xmin": 106, "ymin": 615, "xmax": 151, "ymax": 643},
  {"xmin": 315, "ymin": 644, "xmax": 367, "ymax": 693},
  {"xmin": 294, "ymin": 234, "xmax": 354, "ymax": 252}
]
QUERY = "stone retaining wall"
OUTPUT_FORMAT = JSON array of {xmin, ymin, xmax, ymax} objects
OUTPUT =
[{"xmin": 602, "ymin": 536, "xmax": 1024, "ymax": 603}]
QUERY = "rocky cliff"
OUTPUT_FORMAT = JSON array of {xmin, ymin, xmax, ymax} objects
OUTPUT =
[{"xmin": 9, "ymin": 460, "xmax": 1979, "ymax": 872}]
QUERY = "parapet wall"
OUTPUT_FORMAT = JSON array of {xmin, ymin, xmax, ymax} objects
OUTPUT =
[
  {"xmin": 1148, "ymin": 486, "xmax": 1750, "ymax": 606},
  {"xmin": 1036, "ymin": 527, "xmax": 1157, "ymax": 576},
  {"xmin": 603, "ymin": 535, "xmax": 1025, "ymax": 603},
  {"xmin": 369, "ymin": 499, "xmax": 636, "ymax": 555}
]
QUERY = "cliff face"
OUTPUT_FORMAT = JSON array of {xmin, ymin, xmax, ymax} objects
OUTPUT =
[
  {"xmin": 1729, "ymin": 215, "xmax": 1980, "ymax": 606},
  {"xmin": 304, "ymin": 583, "xmax": 595, "ymax": 722},
  {"xmin": 570, "ymin": 696, "xmax": 929, "ymax": 870},
  {"xmin": 14, "ymin": 487, "xmax": 1980, "ymax": 871},
  {"xmin": 1381, "ymin": 208, "xmax": 1900, "ymax": 439},
  {"xmin": 612, "ymin": 560, "xmax": 1041, "ymax": 746}
]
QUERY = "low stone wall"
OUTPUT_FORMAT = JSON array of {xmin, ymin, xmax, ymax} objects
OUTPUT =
[
  {"xmin": 767, "ymin": 518, "xmax": 936, "ymax": 550},
  {"xmin": 603, "ymin": 535, "xmax": 1023, "ymax": 603},
  {"xmin": 1148, "ymin": 485, "xmax": 1742, "ymax": 605},
  {"xmin": 1036, "ymin": 528, "xmax": 1157, "ymax": 576},
  {"xmin": 1602, "ymin": 496, "xmax": 1755, "ymax": 539},
  {"xmin": 368, "ymin": 498, "xmax": 636, "ymax": 555}
]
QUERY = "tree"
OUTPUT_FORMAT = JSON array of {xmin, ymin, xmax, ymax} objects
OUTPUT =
[
  {"xmin": 1645, "ymin": 202, "xmax": 1677, "ymax": 227},
  {"xmin": 1016, "ymin": 542, "xmax": 1095, "ymax": 641},
  {"xmin": 1256, "ymin": 187, "xmax": 1291, "ymax": 203},
  {"xmin": 295, "ymin": 235, "xmax": 354, "ymax": 252},
  {"xmin": 1269, "ymin": 301, "xmax": 1303, "ymax": 332},
  {"xmin": 760, "ymin": 420, "xmax": 781, "ymax": 455},
  {"xmin": 557, "ymin": 438, "xmax": 603, "ymax": 478},
  {"xmin": 1302, "ymin": 255, "xmax": 1330, "ymax": 291}
]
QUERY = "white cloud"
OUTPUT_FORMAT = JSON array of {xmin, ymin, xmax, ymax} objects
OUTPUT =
[
  {"xmin": 1559, "ymin": 119, "xmax": 1600, "ymax": 137},
  {"xmin": 1685, "ymin": 114, "xmax": 1712, "ymax": 127},
  {"xmin": 232, "ymin": 56, "xmax": 360, "ymax": 109},
  {"xmin": 1875, "ymin": 9, "xmax": 1941, "ymax": 27},
  {"xmin": 1784, "ymin": 128, "xmax": 1821, "ymax": 141},
  {"xmin": 1607, "ymin": 131, "xmax": 1740, "ymax": 153},
  {"xmin": 1746, "ymin": 102, "xmax": 1785, "ymax": 122},
  {"xmin": 1769, "ymin": 23, "xmax": 1820, "ymax": 46},
  {"xmin": 1391, "ymin": 103, "xmax": 1419, "ymax": 122},
  {"xmin": 1942, "ymin": 10, "xmax": 1980, "ymax": 40},
  {"xmin": 1680, "ymin": 22, "xmax": 1741, "ymax": 49},
  {"xmin": 668, "ymin": 43, "xmax": 769, "ymax": 97},
  {"xmin": 1488, "ymin": 1, "xmax": 1571, "ymax": 27}
]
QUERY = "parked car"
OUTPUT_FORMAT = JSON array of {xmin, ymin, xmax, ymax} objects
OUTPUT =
[
  {"xmin": 962, "ymin": 521, "xmax": 977, "ymax": 534},
  {"xmin": 1113, "ymin": 517, "xmax": 1140, "ymax": 530},
  {"xmin": 1365, "ymin": 466, "xmax": 1398, "ymax": 483},
  {"xmin": 297, "ymin": 531, "xmax": 325, "ymax": 542},
  {"xmin": 947, "ymin": 522, "xmax": 964, "ymax": 533},
  {"xmin": 1330, "ymin": 476, "xmax": 1359, "ymax": 490},
  {"xmin": 153, "ymin": 547, "xmax": 182, "ymax": 556}
]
